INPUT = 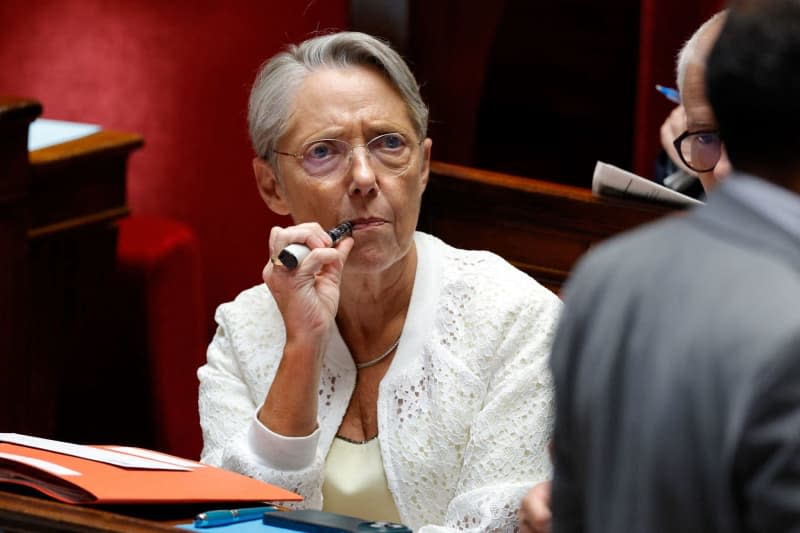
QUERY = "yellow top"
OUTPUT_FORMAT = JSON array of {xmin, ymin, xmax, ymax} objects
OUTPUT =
[{"xmin": 322, "ymin": 436, "xmax": 402, "ymax": 523}]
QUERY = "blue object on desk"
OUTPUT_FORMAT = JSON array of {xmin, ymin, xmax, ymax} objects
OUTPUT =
[
  {"xmin": 176, "ymin": 505, "xmax": 294, "ymax": 531},
  {"xmin": 178, "ymin": 517, "xmax": 295, "ymax": 532},
  {"xmin": 195, "ymin": 506, "xmax": 278, "ymax": 528}
]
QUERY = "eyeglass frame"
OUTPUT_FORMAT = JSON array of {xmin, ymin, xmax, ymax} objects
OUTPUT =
[
  {"xmin": 672, "ymin": 129, "xmax": 723, "ymax": 173},
  {"xmin": 272, "ymin": 132, "xmax": 424, "ymax": 181}
]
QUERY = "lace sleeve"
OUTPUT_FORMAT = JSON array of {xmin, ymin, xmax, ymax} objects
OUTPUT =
[
  {"xmin": 198, "ymin": 319, "xmax": 255, "ymax": 467},
  {"xmin": 197, "ymin": 303, "xmax": 327, "ymax": 508}
]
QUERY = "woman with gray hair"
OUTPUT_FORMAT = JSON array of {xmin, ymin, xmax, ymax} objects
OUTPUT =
[{"xmin": 198, "ymin": 31, "xmax": 560, "ymax": 532}]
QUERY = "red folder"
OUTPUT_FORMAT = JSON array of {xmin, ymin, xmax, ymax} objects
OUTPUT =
[{"xmin": 0, "ymin": 442, "xmax": 301, "ymax": 505}]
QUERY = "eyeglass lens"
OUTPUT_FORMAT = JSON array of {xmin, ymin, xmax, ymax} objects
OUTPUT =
[
  {"xmin": 677, "ymin": 132, "xmax": 721, "ymax": 172},
  {"xmin": 298, "ymin": 133, "xmax": 414, "ymax": 180}
]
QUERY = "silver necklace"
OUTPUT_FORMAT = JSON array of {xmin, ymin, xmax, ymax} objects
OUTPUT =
[{"xmin": 355, "ymin": 336, "xmax": 401, "ymax": 369}]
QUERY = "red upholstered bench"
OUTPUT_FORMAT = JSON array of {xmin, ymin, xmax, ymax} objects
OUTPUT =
[{"xmin": 115, "ymin": 215, "xmax": 206, "ymax": 459}]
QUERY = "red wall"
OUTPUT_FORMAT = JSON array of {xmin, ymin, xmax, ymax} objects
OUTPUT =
[
  {"xmin": 0, "ymin": 0, "xmax": 348, "ymax": 337},
  {"xmin": 0, "ymin": 0, "xmax": 729, "ymax": 341}
]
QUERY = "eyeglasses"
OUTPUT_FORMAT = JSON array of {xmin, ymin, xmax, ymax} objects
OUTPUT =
[
  {"xmin": 273, "ymin": 132, "xmax": 419, "ymax": 181},
  {"xmin": 672, "ymin": 130, "xmax": 723, "ymax": 173}
]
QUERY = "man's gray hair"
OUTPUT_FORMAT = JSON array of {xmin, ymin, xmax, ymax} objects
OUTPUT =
[
  {"xmin": 248, "ymin": 31, "xmax": 429, "ymax": 170},
  {"xmin": 676, "ymin": 10, "xmax": 728, "ymax": 96}
]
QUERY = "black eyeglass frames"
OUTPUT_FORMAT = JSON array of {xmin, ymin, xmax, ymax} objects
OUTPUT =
[{"xmin": 672, "ymin": 130, "xmax": 722, "ymax": 173}]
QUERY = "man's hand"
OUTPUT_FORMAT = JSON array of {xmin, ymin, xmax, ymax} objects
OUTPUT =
[
  {"xmin": 659, "ymin": 105, "xmax": 695, "ymax": 175},
  {"xmin": 518, "ymin": 480, "xmax": 552, "ymax": 533}
]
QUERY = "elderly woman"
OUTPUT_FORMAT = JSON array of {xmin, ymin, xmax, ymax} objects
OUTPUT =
[{"xmin": 198, "ymin": 31, "xmax": 560, "ymax": 532}]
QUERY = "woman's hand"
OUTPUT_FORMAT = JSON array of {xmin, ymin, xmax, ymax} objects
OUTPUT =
[
  {"xmin": 264, "ymin": 223, "xmax": 354, "ymax": 348},
  {"xmin": 518, "ymin": 480, "xmax": 552, "ymax": 533},
  {"xmin": 259, "ymin": 222, "xmax": 354, "ymax": 436}
]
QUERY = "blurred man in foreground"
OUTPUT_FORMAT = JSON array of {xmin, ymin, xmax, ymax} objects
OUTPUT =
[
  {"xmin": 549, "ymin": 0, "xmax": 800, "ymax": 531},
  {"xmin": 519, "ymin": 11, "xmax": 731, "ymax": 532}
]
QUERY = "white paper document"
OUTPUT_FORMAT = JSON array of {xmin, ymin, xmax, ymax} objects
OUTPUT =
[
  {"xmin": 28, "ymin": 118, "xmax": 101, "ymax": 151},
  {"xmin": 106, "ymin": 446, "xmax": 203, "ymax": 469},
  {"xmin": 592, "ymin": 161, "xmax": 704, "ymax": 207},
  {"xmin": 0, "ymin": 433, "xmax": 190, "ymax": 471},
  {"xmin": 0, "ymin": 452, "xmax": 83, "ymax": 476}
]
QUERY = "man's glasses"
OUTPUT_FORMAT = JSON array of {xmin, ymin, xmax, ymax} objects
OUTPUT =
[
  {"xmin": 672, "ymin": 130, "xmax": 722, "ymax": 173},
  {"xmin": 273, "ymin": 132, "xmax": 419, "ymax": 181}
]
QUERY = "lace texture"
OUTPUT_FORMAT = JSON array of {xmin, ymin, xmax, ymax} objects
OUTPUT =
[{"xmin": 198, "ymin": 232, "xmax": 561, "ymax": 532}]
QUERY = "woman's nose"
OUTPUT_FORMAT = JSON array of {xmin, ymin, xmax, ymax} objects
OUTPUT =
[{"xmin": 347, "ymin": 147, "xmax": 378, "ymax": 195}]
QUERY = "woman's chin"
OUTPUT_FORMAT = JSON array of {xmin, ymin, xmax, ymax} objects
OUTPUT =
[
  {"xmin": 344, "ymin": 253, "xmax": 393, "ymax": 274},
  {"xmin": 344, "ymin": 247, "xmax": 406, "ymax": 275}
]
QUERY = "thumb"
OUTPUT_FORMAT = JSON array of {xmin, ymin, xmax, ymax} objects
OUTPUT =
[{"xmin": 335, "ymin": 236, "xmax": 355, "ymax": 265}]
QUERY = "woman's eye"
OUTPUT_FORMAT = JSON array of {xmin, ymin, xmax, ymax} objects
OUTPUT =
[
  {"xmin": 305, "ymin": 140, "xmax": 341, "ymax": 160},
  {"xmin": 375, "ymin": 133, "xmax": 406, "ymax": 150},
  {"xmin": 308, "ymin": 143, "xmax": 331, "ymax": 159}
]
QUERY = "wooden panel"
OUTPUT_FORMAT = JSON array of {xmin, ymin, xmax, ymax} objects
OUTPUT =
[
  {"xmin": 30, "ymin": 131, "xmax": 141, "ymax": 441},
  {"xmin": 29, "ymin": 130, "xmax": 141, "ymax": 234},
  {"xmin": 0, "ymin": 96, "xmax": 142, "ymax": 439},
  {"xmin": 0, "ymin": 490, "xmax": 178, "ymax": 532},
  {"xmin": 421, "ymin": 161, "xmax": 679, "ymax": 292},
  {"xmin": 0, "ymin": 96, "xmax": 40, "ymax": 433}
]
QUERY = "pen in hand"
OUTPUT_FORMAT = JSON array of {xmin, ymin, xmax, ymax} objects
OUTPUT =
[
  {"xmin": 274, "ymin": 220, "xmax": 353, "ymax": 270},
  {"xmin": 194, "ymin": 505, "xmax": 284, "ymax": 528},
  {"xmin": 655, "ymin": 84, "xmax": 681, "ymax": 104}
]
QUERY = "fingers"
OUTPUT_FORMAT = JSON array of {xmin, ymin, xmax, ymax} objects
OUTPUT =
[
  {"xmin": 660, "ymin": 105, "xmax": 685, "ymax": 152},
  {"xmin": 268, "ymin": 223, "xmax": 330, "ymax": 264},
  {"xmin": 660, "ymin": 106, "xmax": 695, "ymax": 175},
  {"xmin": 518, "ymin": 481, "xmax": 552, "ymax": 533},
  {"xmin": 263, "ymin": 223, "xmax": 354, "ymax": 282},
  {"xmin": 667, "ymin": 105, "xmax": 686, "ymax": 137},
  {"xmin": 292, "ymin": 236, "xmax": 354, "ymax": 277},
  {"xmin": 334, "ymin": 236, "xmax": 354, "ymax": 264}
]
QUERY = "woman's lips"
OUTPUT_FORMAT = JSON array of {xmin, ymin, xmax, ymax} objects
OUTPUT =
[{"xmin": 350, "ymin": 218, "xmax": 385, "ymax": 231}]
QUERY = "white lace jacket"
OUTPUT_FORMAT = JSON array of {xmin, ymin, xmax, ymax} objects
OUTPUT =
[{"xmin": 198, "ymin": 232, "xmax": 561, "ymax": 532}]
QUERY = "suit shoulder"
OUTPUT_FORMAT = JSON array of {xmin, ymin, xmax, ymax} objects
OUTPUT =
[{"xmin": 568, "ymin": 216, "xmax": 686, "ymax": 283}]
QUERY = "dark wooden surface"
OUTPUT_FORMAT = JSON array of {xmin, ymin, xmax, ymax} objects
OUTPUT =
[
  {"xmin": 0, "ymin": 490, "xmax": 181, "ymax": 532},
  {"xmin": 421, "ymin": 161, "xmax": 679, "ymax": 292},
  {"xmin": 0, "ymin": 96, "xmax": 143, "ymax": 440}
]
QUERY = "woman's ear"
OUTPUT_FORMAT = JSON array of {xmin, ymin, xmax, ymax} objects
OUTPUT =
[
  {"xmin": 419, "ymin": 138, "xmax": 432, "ymax": 192},
  {"xmin": 253, "ymin": 157, "xmax": 290, "ymax": 215}
]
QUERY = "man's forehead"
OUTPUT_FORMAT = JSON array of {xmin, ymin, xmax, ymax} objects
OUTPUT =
[
  {"xmin": 682, "ymin": 64, "xmax": 717, "ymax": 129},
  {"xmin": 685, "ymin": 103, "xmax": 717, "ymax": 130}
]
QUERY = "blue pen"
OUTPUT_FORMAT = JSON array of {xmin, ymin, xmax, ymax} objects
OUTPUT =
[
  {"xmin": 655, "ymin": 84, "xmax": 681, "ymax": 104},
  {"xmin": 194, "ymin": 505, "xmax": 278, "ymax": 528}
]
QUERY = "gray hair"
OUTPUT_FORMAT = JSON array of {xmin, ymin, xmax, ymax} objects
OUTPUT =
[
  {"xmin": 248, "ymin": 31, "xmax": 429, "ymax": 171},
  {"xmin": 676, "ymin": 10, "xmax": 728, "ymax": 96}
]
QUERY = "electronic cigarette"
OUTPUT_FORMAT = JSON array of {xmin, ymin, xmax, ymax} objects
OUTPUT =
[{"xmin": 276, "ymin": 220, "xmax": 353, "ymax": 270}]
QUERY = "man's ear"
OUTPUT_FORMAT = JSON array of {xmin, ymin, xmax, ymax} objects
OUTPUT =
[{"xmin": 253, "ymin": 157, "xmax": 290, "ymax": 215}]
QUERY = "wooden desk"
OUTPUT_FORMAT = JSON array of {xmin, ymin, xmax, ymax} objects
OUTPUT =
[
  {"xmin": 0, "ymin": 490, "xmax": 182, "ymax": 532},
  {"xmin": 0, "ymin": 97, "xmax": 143, "ymax": 439},
  {"xmin": 421, "ymin": 161, "xmax": 680, "ymax": 292}
]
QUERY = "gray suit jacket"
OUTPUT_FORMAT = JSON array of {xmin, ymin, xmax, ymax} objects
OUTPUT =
[{"xmin": 551, "ymin": 177, "xmax": 800, "ymax": 533}]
